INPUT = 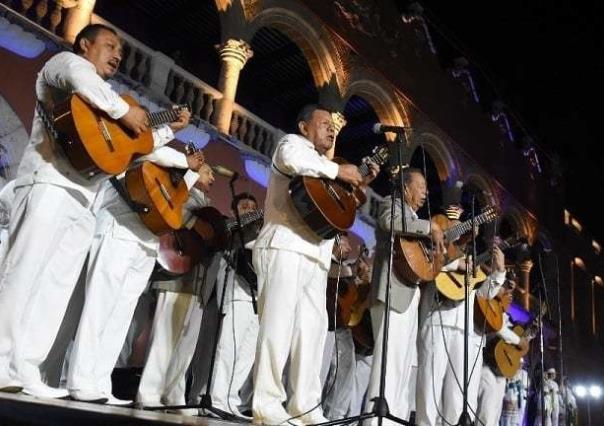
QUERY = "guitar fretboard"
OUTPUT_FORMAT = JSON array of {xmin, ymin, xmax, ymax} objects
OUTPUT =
[
  {"xmin": 475, "ymin": 239, "xmax": 514, "ymax": 266},
  {"xmin": 444, "ymin": 208, "xmax": 496, "ymax": 242},
  {"xmin": 148, "ymin": 106, "xmax": 188, "ymax": 128},
  {"xmin": 357, "ymin": 146, "xmax": 389, "ymax": 177},
  {"xmin": 226, "ymin": 209, "xmax": 264, "ymax": 232}
]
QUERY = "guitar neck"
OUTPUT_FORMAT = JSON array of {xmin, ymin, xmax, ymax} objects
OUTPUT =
[
  {"xmin": 226, "ymin": 209, "xmax": 264, "ymax": 232},
  {"xmin": 148, "ymin": 108, "xmax": 183, "ymax": 128},
  {"xmin": 444, "ymin": 210, "xmax": 495, "ymax": 242},
  {"xmin": 357, "ymin": 147, "xmax": 388, "ymax": 177},
  {"xmin": 474, "ymin": 240, "xmax": 514, "ymax": 266}
]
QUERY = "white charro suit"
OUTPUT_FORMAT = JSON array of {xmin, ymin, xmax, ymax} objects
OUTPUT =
[{"xmin": 252, "ymin": 133, "xmax": 339, "ymax": 424}]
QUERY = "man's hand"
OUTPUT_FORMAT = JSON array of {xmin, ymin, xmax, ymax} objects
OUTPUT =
[
  {"xmin": 492, "ymin": 245, "xmax": 505, "ymax": 272},
  {"xmin": 431, "ymin": 222, "xmax": 446, "ymax": 254},
  {"xmin": 337, "ymin": 164, "xmax": 363, "ymax": 187},
  {"xmin": 361, "ymin": 159, "xmax": 380, "ymax": 187},
  {"xmin": 119, "ymin": 106, "xmax": 149, "ymax": 136},
  {"xmin": 168, "ymin": 109, "xmax": 191, "ymax": 132},
  {"xmin": 186, "ymin": 150, "xmax": 205, "ymax": 171}
]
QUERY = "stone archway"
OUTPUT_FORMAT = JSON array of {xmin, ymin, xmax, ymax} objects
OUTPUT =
[
  {"xmin": 409, "ymin": 132, "xmax": 458, "ymax": 183},
  {"xmin": 246, "ymin": 1, "xmax": 343, "ymax": 93}
]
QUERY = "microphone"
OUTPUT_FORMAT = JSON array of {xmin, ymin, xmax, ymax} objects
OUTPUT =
[
  {"xmin": 211, "ymin": 164, "xmax": 239, "ymax": 179},
  {"xmin": 372, "ymin": 123, "xmax": 411, "ymax": 134}
]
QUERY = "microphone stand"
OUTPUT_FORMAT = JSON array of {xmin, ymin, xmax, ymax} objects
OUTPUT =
[
  {"xmin": 456, "ymin": 194, "xmax": 477, "ymax": 426},
  {"xmin": 536, "ymin": 252, "xmax": 550, "ymax": 426},
  {"xmin": 146, "ymin": 173, "xmax": 249, "ymax": 422},
  {"xmin": 318, "ymin": 131, "xmax": 411, "ymax": 426}
]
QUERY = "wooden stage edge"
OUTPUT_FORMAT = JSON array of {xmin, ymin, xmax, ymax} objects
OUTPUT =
[{"xmin": 0, "ymin": 392, "xmax": 249, "ymax": 426}]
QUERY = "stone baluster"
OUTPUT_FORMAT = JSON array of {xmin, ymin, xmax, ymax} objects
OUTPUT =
[
  {"xmin": 34, "ymin": 0, "xmax": 47, "ymax": 25},
  {"xmin": 214, "ymin": 39, "xmax": 253, "ymax": 134}
]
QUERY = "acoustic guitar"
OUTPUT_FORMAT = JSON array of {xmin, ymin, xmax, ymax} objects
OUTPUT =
[
  {"xmin": 394, "ymin": 206, "xmax": 498, "ymax": 284},
  {"xmin": 435, "ymin": 237, "xmax": 519, "ymax": 301},
  {"xmin": 289, "ymin": 145, "xmax": 389, "ymax": 239},
  {"xmin": 156, "ymin": 207, "xmax": 264, "ymax": 277},
  {"xmin": 52, "ymin": 93, "xmax": 189, "ymax": 177},
  {"xmin": 124, "ymin": 144, "xmax": 199, "ymax": 236},
  {"xmin": 474, "ymin": 291, "xmax": 513, "ymax": 333},
  {"xmin": 487, "ymin": 317, "xmax": 539, "ymax": 378}
]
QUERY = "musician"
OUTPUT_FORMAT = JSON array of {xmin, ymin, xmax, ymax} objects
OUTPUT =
[
  {"xmin": 208, "ymin": 192, "xmax": 262, "ymax": 417},
  {"xmin": 475, "ymin": 281, "xmax": 529, "ymax": 426},
  {"xmin": 415, "ymin": 243, "xmax": 507, "ymax": 426},
  {"xmin": 136, "ymin": 164, "xmax": 217, "ymax": 410},
  {"xmin": 543, "ymin": 368, "xmax": 560, "ymax": 426},
  {"xmin": 0, "ymin": 179, "xmax": 15, "ymax": 266},
  {"xmin": 362, "ymin": 168, "xmax": 445, "ymax": 425},
  {"xmin": 0, "ymin": 24, "xmax": 188, "ymax": 398},
  {"xmin": 251, "ymin": 104, "xmax": 377, "ymax": 425},
  {"xmin": 321, "ymin": 233, "xmax": 371, "ymax": 420}
]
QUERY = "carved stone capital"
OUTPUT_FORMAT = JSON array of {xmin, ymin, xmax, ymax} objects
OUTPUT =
[
  {"xmin": 216, "ymin": 39, "xmax": 254, "ymax": 68},
  {"xmin": 331, "ymin": 111, "xmax": 347, "ymax": 136}
]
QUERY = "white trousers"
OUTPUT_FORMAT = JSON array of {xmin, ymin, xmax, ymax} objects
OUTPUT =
[
  {"xmin": 211, "ymin": 299, "xmax": 258, "ymax": 415},
  {"xmin": 349, "ymin": 353, "xmax": 372, "ymax": 417},
  {"xmin": 67, "ymin": 230, "xmax": 156, "ymax": 395},
  {"xmin": 416, "ymin": 325, "xmax": 482, "ymax": 426},
  {"xmin": 137, "ymin": 290, "xmax": 204, "ymax": 406},
  {"xmin": 252, "ymin": 248, "xmax": 328, "ymax": 420},
  {"xmin": 476, "ymin": 365, "xmax": 506, "ymax": 426},
  {"xmin": 0, "ymin": 183, "xmax": 95, "ymax": 386},
  {"xmin": 364, "ymin": 293, "xmax": 420, "ymax": 425},
  {"xmin": 323, "ymin": 328, "xmax": 356, "ymax": 420}
]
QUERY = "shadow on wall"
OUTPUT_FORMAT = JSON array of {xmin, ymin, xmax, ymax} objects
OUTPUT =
[{"xmin": 0, "ymin": 94, "xmax": 29, "ymax": 185}]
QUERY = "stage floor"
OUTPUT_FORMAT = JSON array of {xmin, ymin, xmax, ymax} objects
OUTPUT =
[{"xmin": 0, "ymin": 392, "xmax": 249, "ymax": 426}]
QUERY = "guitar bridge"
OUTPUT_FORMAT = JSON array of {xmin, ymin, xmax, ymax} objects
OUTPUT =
[
  {"xmin": 156, "ymin": 178, "xmax": 174, "ymax": 210},
  {"xmin": 98, "ymin": 118, "xmax": 115, "ymax": 152}
]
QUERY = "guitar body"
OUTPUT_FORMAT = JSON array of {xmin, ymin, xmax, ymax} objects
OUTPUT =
[
  {"xmin": 125, "ymin": 161, "xmax": 189, "ymax": 235},
  {"xmin": 326, "ymin": 278, "xmax": 358, "ymax": 330},
  {"xmin": 155, "ymin": 207, "xmax": 263, "ymax": 277},
  {"xmin": 491, "ymin": 325, "xmax": 527, "ymax": 378},
  {"xmin": 54, "ymin": 94, "xmax": 154, "ymax": 177},
  {"xmin": 393, "ymin": 214, "xmax": 457, "ymax": 283},
  {"xmin": 289, "ymin": 159, "xmax": 364, "ymax": 239},
  {"xmin": 474, "ymin": 295, "xmax": 505, "ymax": 333},
  {"xmin": 155, "ymin": 229, "xmax": 210, "ymax": 279},
  {"xmin": 435, "ymin": 267, "xmax": 488, "ymax": 301},
  {"xmin": 347, "ymin": 281, "xmax": 371, "ymax": 327}
]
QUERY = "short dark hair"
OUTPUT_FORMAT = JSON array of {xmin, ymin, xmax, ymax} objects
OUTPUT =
[
  {"xmin": 403, "ymin": 167, "xmax": 424, "ymax": 186},
  {"xmin": 231, "ymin": 192, "xmax": 257, "ymax": 212},
  {"xmin": 296, "ymin": 104, "xmax": 332, "ymax": 126},
  {"xmin": 73, "ymin": 24, "xmax": 118, "ymax": 54}
]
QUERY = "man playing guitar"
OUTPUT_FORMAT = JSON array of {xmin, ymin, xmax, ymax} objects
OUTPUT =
[{"xmin": 0, "ymin": 23, "xmax": 185, "ymax": 398}]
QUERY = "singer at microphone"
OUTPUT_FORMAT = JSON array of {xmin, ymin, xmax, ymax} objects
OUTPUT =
[
  {"xmin": 211, "ymin": 164, "xmax": 239, "ymax": 179},
  {"xmin": 372, "ymin": 123, "xmax": 411, "ymax": 134}
]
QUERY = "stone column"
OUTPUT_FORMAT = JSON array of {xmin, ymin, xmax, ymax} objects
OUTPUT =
[
  {"xmin": 519, "ymin": 260, "xmax": 533, "ymax": 310},
  {"xmin": 326, "ymin": 111, "xmax": 347, "ymax": 160},
  {"xmin": 62, "ymin": 0, "xmax": 97, "ymax": 45},
  {"xmin": 214, "ymin": 39, "xmax": 253, "ymax": 134}
]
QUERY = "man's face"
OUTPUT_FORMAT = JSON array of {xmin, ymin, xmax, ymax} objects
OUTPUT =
[
  {"xmin": 403, "ymin": 172, "xmax": 427, "ymax": 211},
  {"xmin": 236, "ymin": 198, "xmax": 257, "ymax": 215},
  {"xmin": 79, "ymin": 29, "xmax": 123, "ymax": 80},
  {"xmin": 195, "ymin": 164, "xmax": 215, "ymax": 193},
  {"xmin": 299, "ymin": 109, "xmax": 335, "ymax": 155}
]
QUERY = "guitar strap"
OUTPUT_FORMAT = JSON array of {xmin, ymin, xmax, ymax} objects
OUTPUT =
[
  {"xmin": 109, "ymin": 177, "xmax": 150, "ymax": 214},
  {"xmin": 35, "ymin": 100, "xmax": 60, "ymax": 142},
  {"xmin": 271, "ymin": 162, "xmax": 292, "ymax": 179}
]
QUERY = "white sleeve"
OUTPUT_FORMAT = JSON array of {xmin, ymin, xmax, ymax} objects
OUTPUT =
[
  {"xmin": 273, "ymin": 136, "xmax": 339, "ymax": 179},
  {"xmin": 139, "ymin": 146, "xmax": 188, "ymax": 169},
  {"xmin": 497, "ymin": 325, "xmax": 521, "ymax": 345},
  {"xmin": 43, "ymin": 52, "xmax": 129, "ymax": 119},
  {"xmin": 476, "ymin": 270, "xmax": 507, "ymax": 298},
  {"xmin": 151, "ymin": 125, "xmax": 175, "ymax": 149}
]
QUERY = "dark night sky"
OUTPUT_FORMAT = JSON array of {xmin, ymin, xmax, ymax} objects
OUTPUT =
[{"xmin": 405, "ymin": 1, "xmax": 604, "ymax": 241}]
